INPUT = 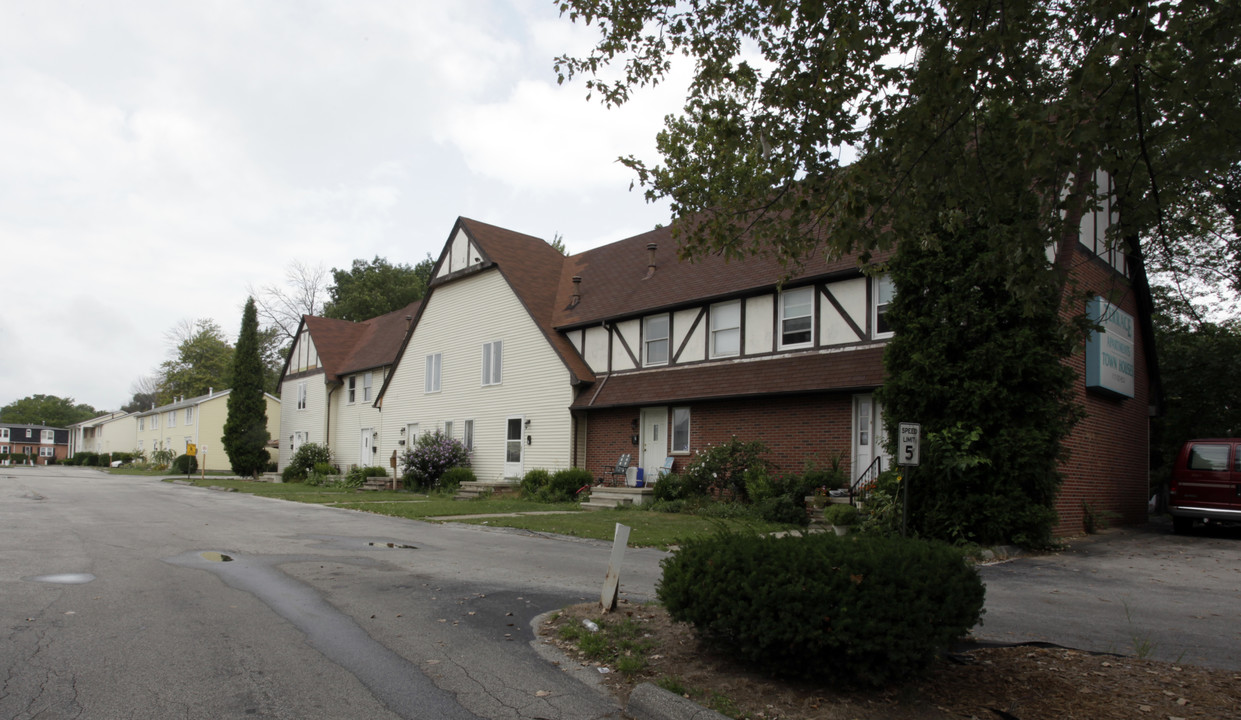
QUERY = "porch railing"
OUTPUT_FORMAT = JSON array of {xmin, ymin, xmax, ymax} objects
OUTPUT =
[{"xmin": 851, "ymin": 456, "xmax": 882, "ymax": 506}]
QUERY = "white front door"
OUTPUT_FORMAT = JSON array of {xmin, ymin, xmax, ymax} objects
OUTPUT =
[
  {"xmin": 360, "ymin": 428, "xmax": 373, "ymax": 468},
  {"xmin": 640, "ymin": 406, "xmax": 667, "ymax": 483},
  {"xmin": 504, "ymin": 416, "xmax": 524, "ymax": 479},
  {"xmin": 852, "ymin": 394, "xmax": 889, "ymax": 482}
]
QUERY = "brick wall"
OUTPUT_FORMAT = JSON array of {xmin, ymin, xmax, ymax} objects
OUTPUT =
[
  {"xmin": 1054, "ymin": 244, "xmax": 1152, "ymax": 535},
  {"xmin": 581, "ymin": 393, "xmax": 857, "ymax": 481}
]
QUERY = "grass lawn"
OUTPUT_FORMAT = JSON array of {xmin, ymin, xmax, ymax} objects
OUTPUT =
[
  {"xmin": 159, "ymin": 477, "xmax": 802, "ymax": 548},
  {"xmin": 446, "ymin": 510, "xmax": 799, "ymax": 549}
]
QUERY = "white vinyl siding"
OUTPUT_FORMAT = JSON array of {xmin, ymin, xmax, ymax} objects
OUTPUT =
[
  {"xmin": 481, "ymin": 340, "xmax": 503, "ymax": 386},
  {"xmin": 379, "ymin": 268, "xmax": 575, "ymax": 483}
]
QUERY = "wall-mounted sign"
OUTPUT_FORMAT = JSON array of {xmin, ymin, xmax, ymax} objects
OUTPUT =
[{"xmin": 1086, "ymin": 296, "xmax": 1135, "ymax": 398}]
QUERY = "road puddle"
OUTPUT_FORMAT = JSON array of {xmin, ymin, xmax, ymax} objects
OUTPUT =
[{"xmin": 25, "ymin": 573, "xmax": 96, "ymax": 584}]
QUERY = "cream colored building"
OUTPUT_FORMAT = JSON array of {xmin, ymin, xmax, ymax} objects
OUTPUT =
[
  {"xmin": 68, "ymin": 411, "xmax": 136, "ymax": 457},
  {"xmin": 277, "ymin": 302, "xmax": 418, "ymax": 473},
  {"xmin": 134, "ymin": 390, "xmax": 281, "ymax": 472},
  {"xmin": 374, "ymin": 219, "xmax": 592, "ymax": 482}
]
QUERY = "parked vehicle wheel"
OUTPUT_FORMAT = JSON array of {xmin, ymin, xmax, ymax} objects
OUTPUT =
[{"xmin": 1172, "ymin": 515, "xmax": 1194, "ymax": 534}]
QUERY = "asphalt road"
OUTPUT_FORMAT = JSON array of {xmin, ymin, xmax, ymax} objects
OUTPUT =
[
  {"xmin": 5, "ymin": 466, "xmax": 1239, "ymax": 720},
  {"xmin": 1, "ymin": 466, "xmax": 666, "ymax": 719},
  {"xmin": 976, "ymin": 522, "xmax": 1241, "ymax": 669}
]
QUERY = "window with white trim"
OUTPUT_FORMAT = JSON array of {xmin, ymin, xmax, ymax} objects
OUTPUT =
[
  {"xmin": 672, "ymin": 407, "xmax": 691, "ymax": 454},
  {"xmin": 709, "ymin": 300, "xmax": 741, "ymax": 358},
  {"xmin": 151, "ymin": 415, "xmax": 159, "ymax": 430},
  {"xmin": 137, "ymin": 440, "xmax": 143, "ymax": 452},
  {"xmin": 1, "ymin": 444, "xmax": 8, "ymax": 453},
  {"xmin": 779, "ymin": 286, "xmax": 814, "ymax": 348},
  {"xmin": 0, "ymin": 428, "xmax": 7, "ymax": 440},
  {"xmin": 297, "ymin": 381, "xmax": 307, "ymax": 410},
  {"xmin": 348, "ymin": 376, "xmax": 357, "ymax": 403},
  {"xmin": 167, "ymin": 411, "xmax": 176, "ymax": 428},
  {"xmin": 425, "ymin": 353, "xmax": 442, "ymax": 393},
  {"xmin": 481, "ymin": 341, "xmax": 502, "ymax": 386},
  {"xmin": 873, "ymin": 274, "xmax": 895, "ymax": 339},
  {"xmin": 40, "ymin": 447, "xmax": 54, "ymax": 457},
  {"xmin": 41, "ymin": 430, "xmax": 54, "ymax": 443},
  {"xmin": 138, "ymin": 417, "xmax": 145, "ymax": 431},
  {"xmin": 185, "ymin": 407, "xmax": 194, "ymax": 424},
  {"xmin": 444, "ymin": 420, "xmax": 454, "ymax": 439},
  {"xmin": 362, "ymin": 372, "xmax": 374, "ymax": 402},
  {"xmin": 463, "ymin": 419, "xmax": 474, "ymax": 452},
  {"xmin": 643, "ymin": 314, "xmax": 669, "ymax": 365}
]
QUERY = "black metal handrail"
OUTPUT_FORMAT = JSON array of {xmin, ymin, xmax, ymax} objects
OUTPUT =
[{"xmin": 851, "ymin": 456, "xmax": 882, "ymax": 506}]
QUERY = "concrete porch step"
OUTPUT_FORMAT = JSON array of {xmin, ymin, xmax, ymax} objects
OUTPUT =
[
  {"xmin": 581, "ymin": 485, "xmax": 654, "ymax": 510},
  {"xmin": 454, "ymin": 481, "xmax": 520, "ymax": 500}
]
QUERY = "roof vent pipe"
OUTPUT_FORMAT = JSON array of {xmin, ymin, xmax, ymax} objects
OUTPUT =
[
  {"xmin": 570, "ymin": 276, "xmax": 582, "ymax": 308},
  {"xmin": 405, "ymin": 315, "xmax": 412, "ymax": 330},
  {"xmin": 644, "ymin": 242, "xmax": 657, "ymax": 280}
]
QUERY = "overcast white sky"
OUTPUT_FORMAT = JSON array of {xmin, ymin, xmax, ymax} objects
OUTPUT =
[{"xmin": 0, "ymin": 0, "xmax": 688, "ymax": 413}]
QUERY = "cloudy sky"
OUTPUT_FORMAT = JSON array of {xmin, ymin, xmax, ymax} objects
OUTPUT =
[{"xmin": 0, "ymin": 0, "xmax": 688, "ymax": 413}]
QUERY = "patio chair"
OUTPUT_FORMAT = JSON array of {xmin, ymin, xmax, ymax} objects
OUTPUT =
[{"xmin": 604, "ymin": 454, "xmax": 631, "ymax": 486}]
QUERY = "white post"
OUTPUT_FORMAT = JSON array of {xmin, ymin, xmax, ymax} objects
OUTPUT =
[{"xmin": 600, "ymin": 523, "xmax": 631, "ymax": 611}]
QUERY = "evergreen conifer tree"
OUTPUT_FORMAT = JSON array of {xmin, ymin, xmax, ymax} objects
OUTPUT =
[{"xmin": 223, "ymin": 297, "xmax": 270, "ymax": 477}]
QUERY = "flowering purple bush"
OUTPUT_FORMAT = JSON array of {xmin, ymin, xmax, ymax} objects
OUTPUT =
[{"xmin": 400, "ymin": 430, "xmax": 471, "ymax": 491}]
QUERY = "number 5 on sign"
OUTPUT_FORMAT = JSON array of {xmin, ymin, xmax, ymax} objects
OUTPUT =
[{"xmin": 898, "ymin": 423, "xmax": 920, "ymax": 467}]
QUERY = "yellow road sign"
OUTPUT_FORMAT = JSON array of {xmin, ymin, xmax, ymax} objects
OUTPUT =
[{"xmin": 186, "ymin": 443, "xmax": 197, "ymax": 457}]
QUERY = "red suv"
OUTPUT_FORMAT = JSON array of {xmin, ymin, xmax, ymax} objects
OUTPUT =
[{"xmin": 1168, "ymin": 439, "xmax": 1241, "ymax": 533}]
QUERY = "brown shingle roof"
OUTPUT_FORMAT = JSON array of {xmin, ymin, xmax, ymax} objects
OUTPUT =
[
  {"xmin": 455, "ymin": 218, "xmax": 595, "ymax": 384},
  {"xmin": 553, "ymin": 224, "xmax": 887, "ymax": 328},
  {"xmin": 301, "ymin": 300, "xmax": 421, "ymax": 383},
  {"xmin": 571, "ymin": 345, "xmax": 887, "ymax": 408}
]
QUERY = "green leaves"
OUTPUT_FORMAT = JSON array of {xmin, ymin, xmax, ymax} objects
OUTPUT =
[
  {"xmin": 557, "ymin": 0, "xmax": 1241, "ymax": 282},
  {"xmin": 322, "ymin": 255, "xmax": 432, "ymax": 322},
  {"xmin": 222, "ymin": 298, "xmax": 271, "ymax": 478}
]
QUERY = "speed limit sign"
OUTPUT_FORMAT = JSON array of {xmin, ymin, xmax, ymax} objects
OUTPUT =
[{"xmin": 898, "ymin": 423, "xmax": 921, "ymax": 466}]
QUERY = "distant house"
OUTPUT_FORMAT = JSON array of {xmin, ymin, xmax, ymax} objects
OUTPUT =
[
  {"xmin": 67, "ymin": 411, "xmax": 136, "ymax": 458},
  {"xmin": 276, "ymin": 302, "xmax": 420, "ymax": 472},
  {"xmin": 0, "ymin": 424, "xmax": 69, "ymax": 465},
  {"xmin": 133, "ymin": 390, "xmax": 281, "ymax": 472}
]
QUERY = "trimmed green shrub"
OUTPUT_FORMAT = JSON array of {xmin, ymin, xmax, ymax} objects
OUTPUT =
[
  {"xmin": 657, "ymin": 531, "xmax": 985, "ymax": 686},
  {"xmin": 172, "ymin": 454, "xmax": 198, "ymax": 474},
  {"xmin": 754, "ymin": 495, "xmax": 808, "ymax": 525},
  {"xmin": 74, "ymin": 452, "xmax": 99, "ymax": 467},
  {"xmin": 400, "ymin": 430, "xmax": 470, "ymax": 491},
  {"xmin": 344, "ymin": 465, "xmax": 390, "ymax": 488},
  {"xmin": 439, "ymin": 466, "xmax": 476, "ymax": 492},
  {"xmin": 520, "ymin": 467, "xmax": 592, "ymax": 502},
  {"xmin": 823, "ymin": 503, "xmax": 860, "ymax": 526},
  {"xmin": 520, "ymin": 469, "xmax": 553, "ymax": 499},
  {"xmin": 284, "ymin": 442, "xmax": 334, "ymax": 482},
  {"xmin": 546, "ymin": 467, "xmax": 593, "ymax": 502}
]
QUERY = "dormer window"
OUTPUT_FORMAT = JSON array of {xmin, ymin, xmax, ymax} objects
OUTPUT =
[
  {"xmin": 644, "ymin": 314, "xmax": 669, "ymax": 366},
  {"xmin": 779, "ymin": 287, "xmax": 814, "ymax": 349}
]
